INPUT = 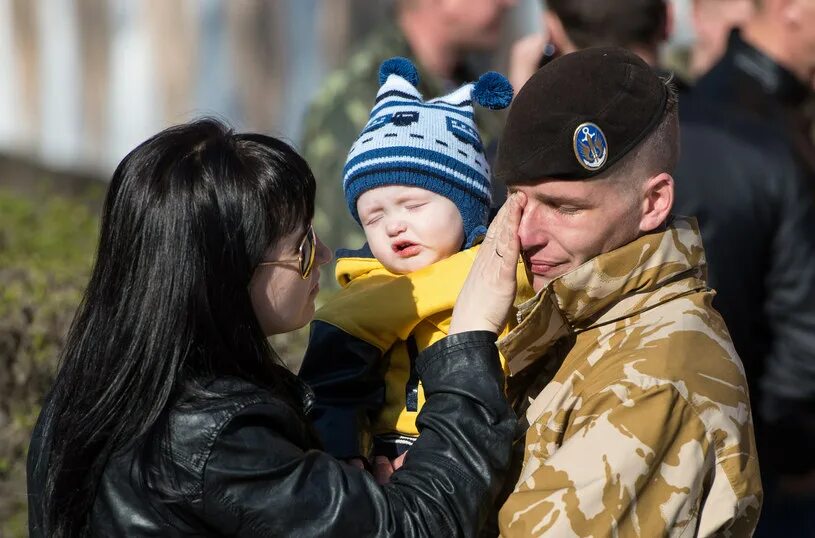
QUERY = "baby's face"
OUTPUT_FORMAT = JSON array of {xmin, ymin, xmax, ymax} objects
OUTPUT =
[{"xmin": 357, "ymin": 185, "xmax": 465, "ymax": 274}]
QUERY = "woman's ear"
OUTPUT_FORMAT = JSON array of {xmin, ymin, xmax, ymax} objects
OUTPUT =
[{"xmin": 638, "ymin": 172, "xmax": 674, "ymax": 232}]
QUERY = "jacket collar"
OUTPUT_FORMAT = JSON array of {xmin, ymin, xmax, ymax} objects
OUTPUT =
[
  {"xmin": 725, "ymin": 29, "xmax": 810, "ymax": 108},
  {"xmin": 499, "ymin": 216, "xmax": 708, "ymax": 376}
]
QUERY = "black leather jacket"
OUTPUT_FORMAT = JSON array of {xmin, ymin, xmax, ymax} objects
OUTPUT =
[
  {"xmin": 695, "ymin": 29, "xmax": 815, "ymax": 177},
  {"xmin": 27, "ymin": 332, "xmax": 516, "ymax": 537},
  {"xmin": 684, "ymin": 31, "xmax": 815, "ymax": 475}
]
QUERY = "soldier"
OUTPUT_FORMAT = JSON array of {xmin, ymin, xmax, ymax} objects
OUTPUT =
[
  {"xmin": 507, "ymin": 2, "xmax": 815, "ymax": 534},
  {"xmin": 301, "ymin": 0, "xmax": 515, "ymax": 257},
  {"xmin": 461, "ymin": 47, "xmax": 762, "ymax": 535}
]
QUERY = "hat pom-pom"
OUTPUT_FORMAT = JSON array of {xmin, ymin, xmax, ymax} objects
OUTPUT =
[
  {"xmin": 379, "ymin": 57, "xmax": 420, "ymax": 87},
  {"xmin": 472, "ymin": 72, "xmax": 513, "ymax": 110}
]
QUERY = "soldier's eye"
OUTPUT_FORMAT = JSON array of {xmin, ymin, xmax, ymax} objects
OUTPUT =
[{"xmin": 556, "ymin": 206, "xmax": 581, "ymax": 215}]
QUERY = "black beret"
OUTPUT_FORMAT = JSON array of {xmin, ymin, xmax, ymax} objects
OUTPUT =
[{"xmin": 494, "ymin": 47, "xmax": 668, "ymax": 182}]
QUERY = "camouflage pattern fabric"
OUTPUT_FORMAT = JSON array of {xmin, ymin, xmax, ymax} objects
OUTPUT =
[
  {"xmin": 300, "ymin": 24, "xmax": 506, "ymax": 257},
  {"xmin": 497, "ymin": 216, "xmax": 762, "ymax": 537}
]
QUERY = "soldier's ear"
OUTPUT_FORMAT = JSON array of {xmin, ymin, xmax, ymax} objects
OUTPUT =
[
  {"xmin": 638, "ymin": 172, "xmax": 674, "ymax": 233},
  {"xmin": 379, "ymin": 57, "xmax": 420, "ymax": 88}
]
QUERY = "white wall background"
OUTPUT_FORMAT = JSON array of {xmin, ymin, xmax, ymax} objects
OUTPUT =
[{"xmin": 0, "ymin": 0, "xmax": 693, "ymax": 177}]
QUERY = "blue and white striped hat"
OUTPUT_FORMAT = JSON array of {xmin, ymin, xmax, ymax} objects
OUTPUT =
[{"xmin": 343, "ymin": 57, "xmax": 513, "ymax": 247}]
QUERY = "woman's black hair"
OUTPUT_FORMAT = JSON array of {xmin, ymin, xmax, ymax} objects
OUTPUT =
[{"xmin": 39, "ymin": 118, "xmax": 316, "ymax": 537}]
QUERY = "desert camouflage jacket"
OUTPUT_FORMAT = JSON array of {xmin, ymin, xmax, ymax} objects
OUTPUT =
[{"xmin": 496, "ymin": 216, "xmax": 762, "ymax": 537}]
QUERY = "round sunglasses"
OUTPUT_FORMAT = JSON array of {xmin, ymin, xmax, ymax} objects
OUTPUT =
[{"xmin": 257, "ymin": 225, "xmax": 316, "ymax": 279}]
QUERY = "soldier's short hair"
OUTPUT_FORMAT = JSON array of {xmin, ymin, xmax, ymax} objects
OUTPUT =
[{"xmin": 607, "ymin": 79, "xmax": 679, "ymax": 189}]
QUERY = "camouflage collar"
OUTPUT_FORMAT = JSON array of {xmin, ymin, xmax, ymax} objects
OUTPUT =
[{"xmin": 500, "ymin": 216, "xmax": 708, "ymax": 375}]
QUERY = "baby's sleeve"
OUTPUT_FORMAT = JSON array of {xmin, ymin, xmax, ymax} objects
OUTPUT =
[{"xmin": 299, "ymin": 320, "xmax": 386, "ymax": 459}]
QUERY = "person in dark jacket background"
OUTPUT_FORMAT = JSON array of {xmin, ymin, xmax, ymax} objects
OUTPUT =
[
  {"xmin": 693, "ymin": 0, "xmax": 815, "ymax": 533},
  {"xmin": 506, "ymin": 0, "xmax": 815, "ymax": 535},
  {"xmin": 695, "ymin": 0, "xmax": 815, "ymax": 178},
  {"xmin": 25, "ymin": 118, "xmax": 521, "ymax": 537}
]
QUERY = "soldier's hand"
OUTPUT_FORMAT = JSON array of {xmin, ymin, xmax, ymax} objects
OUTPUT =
[{"xmin": 450, "ymin": 192, "xmax": 526, "ymax": 335}]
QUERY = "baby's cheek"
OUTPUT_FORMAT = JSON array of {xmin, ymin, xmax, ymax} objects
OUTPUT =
[{"xmin": 366, "ymin": 232, "xmax": 389, "ymax": 260}]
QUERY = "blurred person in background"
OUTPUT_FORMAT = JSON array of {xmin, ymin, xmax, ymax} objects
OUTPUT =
[
  {"xmin": 301, "ymin": 0, "xmax": 516, "ymax": 257},
  {"xmin": 507, "ymin": 0, "xmax": 672, "ymax": 92},
  {"xmin": 695, "ymin": 3, "xmax": 815, "ymax": 529},
  {"xmin": 689, "ymin": 0, "xmax": 755, "ymax": 78},
  {"xmin": 696, "ymin": 0, "xmax": 815, "ymax": 177},
  {"xmin": 508, "ymin": 0, "xmax": 815, "ymax": 535}
]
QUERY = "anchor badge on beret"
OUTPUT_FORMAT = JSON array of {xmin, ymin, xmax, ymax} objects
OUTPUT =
[{"xmin": 573, "ymin": 122, "xmax": 608, "ymax": 171}]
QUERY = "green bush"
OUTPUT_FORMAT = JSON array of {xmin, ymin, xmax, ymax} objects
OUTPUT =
[
  {"xmin": 0, "ymin": 187, "xmax": 100, "ymax": 537},
  {"xmin": 0, "ymin": 183, "xmax": 313, "ymax": 536}
]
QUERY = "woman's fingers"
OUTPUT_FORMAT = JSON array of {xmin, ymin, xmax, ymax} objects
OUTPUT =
[
  {"xmin": 482, "ymin": 192, "xmax": 513, "ymax": 247},
  {"xmin": 498, "ymin": 191, "xmax": 526, "ymax": 276},
  {"xmin": 481, "ymin": 192, "xmax": 526, "ymax": 277},
  {"xmin": 449, "ymin": 192, "xmax": 527, "ymax": 335}
]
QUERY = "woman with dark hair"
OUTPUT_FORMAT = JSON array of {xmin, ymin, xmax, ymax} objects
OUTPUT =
[{"xmin": 26, "ymin": 118, "xmax": 524, "ymax": 537}]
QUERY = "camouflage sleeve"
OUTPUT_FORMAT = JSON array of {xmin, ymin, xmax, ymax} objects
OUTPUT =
[
  {"xmin": 300, "ymin": 75, "xmax": 372, "ymax": 252},
  {"xmin": 500, "ymin": 383, "xmax": 725, "ymax": 537}
]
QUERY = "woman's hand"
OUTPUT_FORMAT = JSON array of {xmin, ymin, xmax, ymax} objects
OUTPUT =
[{"xmin": 450, "ymin": 192, "xmax": 527, "ymax": 335}]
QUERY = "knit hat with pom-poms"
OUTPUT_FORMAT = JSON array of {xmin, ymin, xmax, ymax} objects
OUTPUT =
[{"xmin": 343, "ymin": 56, "xmax": 513, "ymax": 247}]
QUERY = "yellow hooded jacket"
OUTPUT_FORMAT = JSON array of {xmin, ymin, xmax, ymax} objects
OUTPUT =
[{"xmin": 304, "ymin": 244, "xmax": 531, "ymax": 457}]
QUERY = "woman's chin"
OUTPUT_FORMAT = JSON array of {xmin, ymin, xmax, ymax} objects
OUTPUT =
[
  {"xmin": 293, "ymin": 302, "xmax": 317, "ymax": 331},
  {"xmin": 263, "ymin": 308, "xmax": 314, "ymax": 336}
]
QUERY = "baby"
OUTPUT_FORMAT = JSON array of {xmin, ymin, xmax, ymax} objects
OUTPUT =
[{"xmin": 299, "ymin": 57, "xmax": 525, "ymax": 479}]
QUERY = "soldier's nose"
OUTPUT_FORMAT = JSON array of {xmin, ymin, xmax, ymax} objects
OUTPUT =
[{"xmin": 518, "ymin": 211, "xmax": 544, "ymax": 250}]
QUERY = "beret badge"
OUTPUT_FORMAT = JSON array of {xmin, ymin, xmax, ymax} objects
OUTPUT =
[{"xmin": 573, "ymin": 122, "xmax": 608, "ymax": 171}]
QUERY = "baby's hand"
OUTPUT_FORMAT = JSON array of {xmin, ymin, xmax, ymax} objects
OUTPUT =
[{"xmin": 373, "ymin": 452, "xmax": 407, "ymax": 485}]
